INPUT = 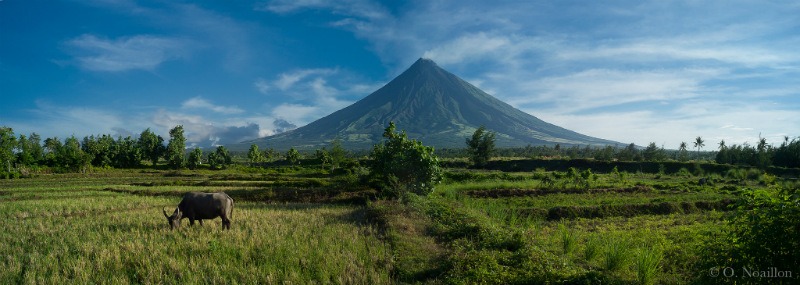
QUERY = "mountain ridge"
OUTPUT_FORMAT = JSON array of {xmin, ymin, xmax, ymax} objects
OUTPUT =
[{"xmin": 240, "ymin": 58, "xmax": 619, "ymax": 151}]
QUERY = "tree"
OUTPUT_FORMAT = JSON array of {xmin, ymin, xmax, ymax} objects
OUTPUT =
[
  {"xmin": 0, "ymin": 127, "xmax": 17, "ymax": 175},
  {"xmin": 617, "ymin": 143, "xmax": 642, "ymax": 162},
  {"xmin": 16, "ymin": 133, "xmax": 43, "ymax": 166},
  {"xmin": 678, "ymin": 142, "xmax": 689, "ymax": 162},
  {"xmin": 466, "ymin": 126, "xmax": 495, "ymax": 167},
  {"xmin": 328, "ymin": 138, "xmax": 347, "ymax": 170},
  {"xmin": 166, "ymin": 125, "xmax": 186, "ymax": 169},
  {"xmin": 693, "ymin": 136, "xmax": 705, "ymax": 157},
  {"xmin": 208, "ymin": 146, "xmax": 231, "ymax": 170},
  {"xmin": 368, "ymin": 122, "xmax": 442, "ymax": 198},
  {"xmin": 286, "ymin": 147, "xmax": 300, "ymax": 165},
  {"xmin": 247, "ymin": 144, "xmax": 263, "ymax": 165},
  {"xmin": 43, "ymin": 137, "xmax": 62, "ymax": 166},
  {"xmin": 315, "ymin": 148, "xmax": 331, "ymax": 169},
  {"xmin": 642, "ymin": 142, "xmax": 666, "ymax": 162},
  {"xmin": 715, "ymin": 140, "xmax": 730, "ymax": 165},
  {"xmin": 112, "ymin": 136, "xmax": 142, "ymax": 168},
  {"xmin": 138, "ymin": 128, "xmax": 165, "ymax": 168},
  {"xmin": 62, "ymin": 136, "xmax": 91, "ymax": 172},
  {"xmin": 187, "ymin": 148, "xmax": 203, "ymax": 170},
  {"xmin": 263, "ymin": 148, "xmax": 277, "ymax": 162}
]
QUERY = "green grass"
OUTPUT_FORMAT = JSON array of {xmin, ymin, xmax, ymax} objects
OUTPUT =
[
  {"xmin": 1, "ymin": 163, "xmax": 788, "ymax": 284},
  {"xmin": 0, "ymin": 171, "xmax": 391, "ymax": 284}
]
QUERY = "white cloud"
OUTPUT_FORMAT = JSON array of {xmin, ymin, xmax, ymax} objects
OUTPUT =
[
  {"xmin": 505, "ymin": 68, "xmax": 722, "ymax": 113},
  {"xmin": 254, "ymin": 78, "xmax": 270, "ymax": 94},
  {"xmin": 65, "ymin": 34, "xmax": 187, "ymax": 72},
  {"xmin": 181, "ymin": 97, "xmax": 244, "ymax": 114},
  {"xmin": 273, "ymin": 68, "xmax": 336, "ymax": 91},
  {"xmin": 270, "ymin": 103, "xmax": 319, "ymax": 125},
  {"xmin": 257, "ymin": 0, "xmax": 388, "ymax": 20}
]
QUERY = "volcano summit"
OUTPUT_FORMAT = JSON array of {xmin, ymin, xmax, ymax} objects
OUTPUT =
[{"xmin": 245, "ymin": 58, "xmax": 618, "ymax": 150}]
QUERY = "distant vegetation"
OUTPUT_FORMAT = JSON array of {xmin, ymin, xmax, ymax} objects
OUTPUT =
[{"xmin": 1, "ymin": 124, "xmax": 799, "ymax": 284}]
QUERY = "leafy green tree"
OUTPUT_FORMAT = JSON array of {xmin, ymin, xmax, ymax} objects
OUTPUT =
[
  {"xmin": 43, "ymin": 137, "xmax": 62, "ymax": 166},
  {"xmin": 0, "ymin": 127, "xmax": 17, "ymax": 175},
  {"xmin": 247, "ymin": 144, "xmax": 263, "ymax": 165},
  {"xmin": 82, "ymin": 134, "xmax": 115, "ymax": 167},
  {"xmin": 593, "ymin": 145, "xmax": 616, "ymax": 161},
  {"xmin": 208, "ymin": 146, "xmax": 231, "ymax": 169},
  {"xmin": 16, "ymin": 133, "xmax": 42, "ymax": 167},
  {"xmin": 138, "ymin": 128, "xmax": 165, "ymax": 168},
  {"xmin": 315, "ymin": 148, "xmax": 331, "ymax": 169},
  {"xmin": 62, "ymin": 136, "xmax": 92, "ymax": 172},
  {"xmin": 466, "ymin": 126, "xmax": 496, "ymax": 167},
  {"xmin": 187, "ymin": 148, "xmax": 203, "ymax": 170},
  {"xmin": 286, "ymin": 147, "xmax": 300, "ymax": 165},
  {"xmin": 617, "ymin": 143, "xmax": 642, "ymax": 161},
  {"xmin": 112, "ymin": 136, "xmax": 142, "ymax": 168},
  {"xmin": 263, "ymin": 147, "xmax": 277, "ymax": 162},
  {"xmin": 773, "ymin": 136, "xmax": 800, "ymax": 168},
  {"xmin": 368, "ymin": 122, "xmax": 442, "ymax": 198},
  {"xmin": 328, "ymin": 138, "xmax": 347, "ymax": 170},
  {"xmin": 642, "ymin": 142, "xmax": 666, "ymax": 162},
  {"xmin": 166, "ymin": 125, "xmax": 186, "ymax": 169}
]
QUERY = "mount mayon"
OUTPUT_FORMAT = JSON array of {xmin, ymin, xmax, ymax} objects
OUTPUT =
[{"xmin": 242, "ymin": 58, "xmax": 619, "ymax": 151}]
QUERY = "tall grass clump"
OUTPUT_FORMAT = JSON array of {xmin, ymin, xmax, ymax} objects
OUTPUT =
[
  {"xmin": 583, "ymin": 235, "xmax": 600, "ymax": 262},
  {"xmin": 603, "ymin": 237, "xmax": 630, "ymax": 272},
  {"xmin": 635, "ymin": 247, "xmax": 662, "ymax": 285},
  {"xmin": 558, "ymin": 223, "xmax": 577, "ymax": 256}
]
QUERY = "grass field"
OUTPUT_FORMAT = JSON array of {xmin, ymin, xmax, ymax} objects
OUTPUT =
[
  {"xmin": 0, "ymin": 170, "xmax": 390, "ymax": 284},
  {"xmin": 1, "ymin": 161, "xmax": 796, "ymax": 284}
]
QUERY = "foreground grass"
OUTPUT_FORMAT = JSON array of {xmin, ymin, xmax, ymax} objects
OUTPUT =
[{"xmin": 0, "ymin": 174, "xmax": 391, "ymax": 284}]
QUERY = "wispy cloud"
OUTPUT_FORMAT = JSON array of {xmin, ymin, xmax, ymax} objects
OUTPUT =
[
  {"xmin": 65, "ymin": 34, "xmax": 187, "ymax": 72},
  {"xmin": 181, "ymin": 97, "xmax": 244, "ymax": 114},
  {"xmin": 254, "ymin": 67, "xmax": 381, "ymax": 126},
  {"xmin": 257, "ymin": 0, "xmax": 389, "ymax": 20}
]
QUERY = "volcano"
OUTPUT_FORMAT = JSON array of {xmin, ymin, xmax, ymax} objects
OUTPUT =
[{"xmin": 244, "ymin": 58, "xmax": 618, "ymax": 150}]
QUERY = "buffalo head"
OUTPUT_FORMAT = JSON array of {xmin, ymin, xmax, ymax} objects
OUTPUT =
[{"xmin": 163, "ymin": 207, "xmax": 182, "ymax": 230}]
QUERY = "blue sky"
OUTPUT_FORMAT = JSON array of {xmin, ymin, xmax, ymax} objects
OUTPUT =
[{"xmin": 1, "ymin": 0, "xmax": 798, "ymax": 149}]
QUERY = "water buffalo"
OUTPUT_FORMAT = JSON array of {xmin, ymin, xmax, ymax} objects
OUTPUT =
[{"xmin": 163, "ymin": 192, "xmax": 234, "ymax": 230}]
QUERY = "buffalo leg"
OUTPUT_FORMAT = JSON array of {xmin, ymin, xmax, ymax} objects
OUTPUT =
[{"xmin": 221, "ymin": 217, "xmax": 231, "ymax": 230}]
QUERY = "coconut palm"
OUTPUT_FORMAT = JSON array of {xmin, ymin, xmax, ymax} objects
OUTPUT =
[
  {"xmin": 693, "ymin": 136, "xmax": 705, "ymax": 159},
  {"xmin": 678, "ymin": 142, "xmax": 689, "ymax": 161}
]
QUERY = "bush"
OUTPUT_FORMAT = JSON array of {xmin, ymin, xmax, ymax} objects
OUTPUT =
[
  {"xmin": 368, "ymin": 122, "xmax": 442, "ymax": 198},
  {"xmin": 696, "ymin": 188, "xmax": 800, "ymax": 284}
]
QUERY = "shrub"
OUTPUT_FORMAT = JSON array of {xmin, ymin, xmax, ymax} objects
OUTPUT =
[
  {"xmin": 368, "ymin": 122, "xmax": 442, "ymax": 198},
  {"xmin": 696, "ymin": 188, "xmax": 800, "ymax": 284}
]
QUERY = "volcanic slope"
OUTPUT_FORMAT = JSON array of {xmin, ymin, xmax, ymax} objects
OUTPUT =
[{"xmin": 246, "ymin": 58, "xmax": 619, "ymax": 150}]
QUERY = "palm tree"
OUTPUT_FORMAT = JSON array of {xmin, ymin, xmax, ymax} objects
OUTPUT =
[
  {"xmin": 718, "ymin": 139, "xmax": 726, "ymax": 150},
  {"xmin": 678, "ymin": 142, "xmax": 689, "ymax": 162},
  {"xmin": 693, "ymin": 136, "xmax": 705, "ymax": 158}
]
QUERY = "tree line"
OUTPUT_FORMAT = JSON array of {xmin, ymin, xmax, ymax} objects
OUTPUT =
[
  {"xmin": 3, "ymin": 124, "xmax": 798, "ymax": 178},
  {"xmin": 0, "ymin": 125, "xmax": 237, "ymax": 177},
  {"xmin": 446, "ymin": 135, "xmax": 800, "ymax": 169}
]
